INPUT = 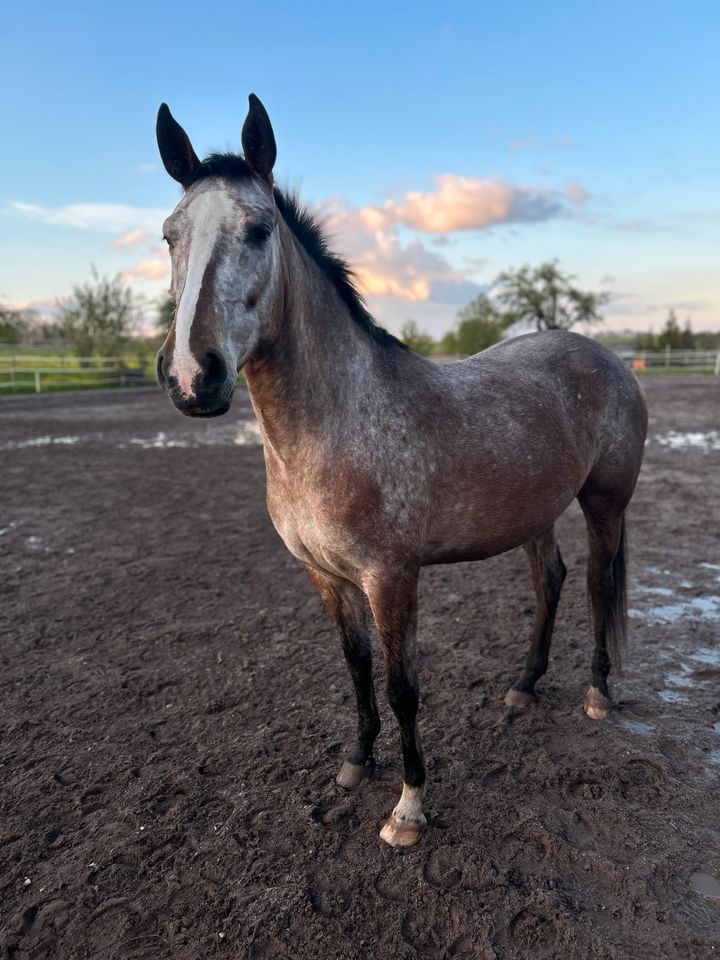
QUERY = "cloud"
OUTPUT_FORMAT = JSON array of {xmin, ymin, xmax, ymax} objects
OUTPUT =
[
  {"xmin": 613, "ymin": 217, "xmax": 666, "ymax": 233},
  {"xmin": 122, "ymin": 259, "xmax": 169, "ymax": 281},
  {"xmin": 112, "ymin": 228, "xmax": 147, "ymax": 248},
  {"xmin": 9, "ymin": 201, "xmax": 167, "ymax": 235},
  {"xmin": 1, "ymin": 297, "xmax": 58, "ymax": 318},
  {"xmin": 135, "ymin": 163, "xmax": 159, "ymax": 173},
  {"xmin": 368, "ymin": 174, "xmax": 570, "ymax": 233},
  {"xmin": 599, "ymin": 274, "xmax": 617, "ymax": 286},
  {"xmin": 463, "ymin": 256, "xmax": 490, "ymax": 274},
  {"xmin": 565, "ymin": 182, "xmax": 588, "ymax": 204},
  {"xmin": 321, "ymin": 199, "xmax": 467, "ymax": 302}
]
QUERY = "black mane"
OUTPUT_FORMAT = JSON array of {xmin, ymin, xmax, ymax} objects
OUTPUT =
[{"xmin": 192, "ymin": 153, "xmax": 406, "ymax": 351}]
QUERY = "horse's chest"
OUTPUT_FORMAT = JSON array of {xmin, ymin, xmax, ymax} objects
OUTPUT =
[{"xmin": 265, "ymin": 474, "xmax": 362, "ymax": 579}]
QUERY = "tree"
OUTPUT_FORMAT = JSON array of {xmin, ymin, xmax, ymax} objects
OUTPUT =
[
  {"xmin": 0, "ymin": 304, "xmax": 31, "ymax": 344},
  {"xmin": 442, "ymin": 293, "xmax": 511, "ymax": 357},
  {"xmin": 680, "ymin": 317, "xmax": 695, "ymax": 350},
  {"xmin": 657, "ymin": 309, "xmax": 683, "ymax": 350},
  {"xmin": 57, "ymin": 268, "xmax": 141, "ymax": 356},
  {"xmin": 494, "ymin": 260, "xmax": 609, "ymax": 331},
  {"xmin": 633, "ymin": 329, "xmax": 657, "ymax": 352},
  {"xmin": 400, "ymin": 319, "xmax": 434, "ymax": 356},
  {"xmin": 157, "ymin": 292, "xmax": 176, "ymax": 334}
]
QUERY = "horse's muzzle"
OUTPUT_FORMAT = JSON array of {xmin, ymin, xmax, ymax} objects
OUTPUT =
[{"xmin": 156, "ymin": 348, "xmax": 235, "ymax": 418}]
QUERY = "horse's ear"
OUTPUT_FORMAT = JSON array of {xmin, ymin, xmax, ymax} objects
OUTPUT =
[
  {"xmin": 156, "ymin": 103, "xmax": 201, "ymax": 187},
  {"xmin": 241, "ymin": 93, "xmax": 276, "ymax": 181}
]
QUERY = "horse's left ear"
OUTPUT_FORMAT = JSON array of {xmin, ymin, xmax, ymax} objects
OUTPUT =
[{"xmin": 241, "ymin": 93, "xmax": 276, "ymax": 181}]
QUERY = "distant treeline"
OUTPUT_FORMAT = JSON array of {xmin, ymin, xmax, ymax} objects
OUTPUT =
[{"xmin": 2, "ymin": 266, "xmax": 718, "ymax": 358}]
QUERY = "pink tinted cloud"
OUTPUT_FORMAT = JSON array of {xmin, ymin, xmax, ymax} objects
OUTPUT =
[
  {"xmin": 565, "ymin": 182, "xmax": 588, "ymax": 204},
  {"xmin": 112, "ymin": 228, "xmax": 147, "ymax": 248},
  {"xmin": 321, "ymin": 199, "xmax": 466, "ymax": 302},
  {"xmin": 122, "ymin": 259, "xmax": 169, "ymax": 281},
  {"xmin": 363, "ymin": 174, "xmax": 570, "ymax": 234}
]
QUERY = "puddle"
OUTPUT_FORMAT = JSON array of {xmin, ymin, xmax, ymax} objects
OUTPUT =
[
  {"xmin": 1, "ymin": 420, "xmax": 263, "ymax": 452},
  {"xmin": 630, "ymin": 596, "xmax": 720, "ymax": 624},
  {"xmin": 127, "ymin": 420, "xmax": 261, "ymax": 449},
  {"xmin": 691, "ymin": 871, "xmax": 720, "ymax": 900},
  {"xmin": 689, "ymin": 647, "xmax": 720, "ymax": 668},
  {"xmin": 621, "ymin": 719, "xmax": 654, "ymax": 735},
  {"xmin": 701, "ymin": 562, "xmax": 720, "ymax": 583},
  {"xmin": 639, "ymin": 586, "xmax": 674, "ymax": 597},
  {"xmin": 659, "ymin": 689, "xmax": 689, "ymax": 703},
  {"xmin": 664, "ymin": 670, "xmax": 694, "ymax": 689},
  {"xmin": 0, "ymin": 435, "xmax": 80, "ymax": 451},
  {"xmin": 654, "ymin": 430, "xmax": 720, "ymax": 453}
]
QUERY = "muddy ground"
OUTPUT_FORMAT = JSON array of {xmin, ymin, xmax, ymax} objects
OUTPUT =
[{"xmin": 1, "ymin": 375, "xmax": 719, "ymax": 959}]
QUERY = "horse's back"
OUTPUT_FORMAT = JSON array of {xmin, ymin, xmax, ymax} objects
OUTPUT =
[{"xmin": 440, "ymin": 330, "xmax": 646, "ymax": 453}]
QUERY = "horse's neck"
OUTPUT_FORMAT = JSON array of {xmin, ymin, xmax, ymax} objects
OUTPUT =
[{"xmin": 243, "ymin": 234, "xmax": 387, "ymax": 457}]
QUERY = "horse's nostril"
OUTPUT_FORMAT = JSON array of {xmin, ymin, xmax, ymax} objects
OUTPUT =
[
  {"xmin": 156, "ymin": 352, "xmax": 166, "ymax": 386},
  {"xmin": 200, "ymin": 350, "xmax": 228, "ymax": 390}
]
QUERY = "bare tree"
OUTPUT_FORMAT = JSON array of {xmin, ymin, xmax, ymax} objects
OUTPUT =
[{"xmin": 494, "ymin": 261, "xmax": 609, "ymax": 332}]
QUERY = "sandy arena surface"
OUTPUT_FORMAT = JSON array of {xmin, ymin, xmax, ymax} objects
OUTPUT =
[{"xmin": 1, "ymin": 375, "xmax": 719, "ymax": 959}]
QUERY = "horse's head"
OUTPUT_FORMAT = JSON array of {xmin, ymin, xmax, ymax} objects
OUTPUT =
[{"xmin": 155, "ymin": 95, "xmax": 279, "ymax": 417}]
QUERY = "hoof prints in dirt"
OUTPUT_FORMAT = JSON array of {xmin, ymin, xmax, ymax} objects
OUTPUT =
[{"xmin": 2, "ymin": 380, "xmax": 720, "ymax": 959}]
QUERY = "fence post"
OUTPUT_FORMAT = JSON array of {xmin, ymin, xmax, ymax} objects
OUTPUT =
[
  {"xmin": 715, "ymin": 352, "xmax": 720, "ymax": 377},
  {"xmin": 34, "ymin": 370, "xmax": 41, "ymax": 393}
]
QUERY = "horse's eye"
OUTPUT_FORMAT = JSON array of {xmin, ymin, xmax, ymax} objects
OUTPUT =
[{"xmin": 246, "ymin": 223, "xmax": 272, "ymax": 244}]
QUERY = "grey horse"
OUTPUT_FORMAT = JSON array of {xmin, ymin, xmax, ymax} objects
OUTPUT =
[{"xmin": 155, "ymin": 94, "xmax": 647, "ymax": 846}]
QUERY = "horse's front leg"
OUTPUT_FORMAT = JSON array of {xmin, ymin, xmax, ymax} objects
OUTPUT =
[
  {"xmin": 365, "ymin": 570, "xmax": 426, "ymax": 848},
  {"xmin": 305, "ymin": 566, "xmax": 381, "ymax": 791}
]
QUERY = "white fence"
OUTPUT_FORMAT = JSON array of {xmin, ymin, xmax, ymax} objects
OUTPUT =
[
  {"xmin": 615, "ymin": 348, "xmax": 720, "ymax": 373},
  {"xmin": 0, "ymin": 356, "xmax": 148, "ymax": 393}
]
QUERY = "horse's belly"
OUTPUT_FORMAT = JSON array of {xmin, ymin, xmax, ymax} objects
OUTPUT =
[{"xmin": 421, "ymin": 468, "xmax": 581, "ymax": 565}]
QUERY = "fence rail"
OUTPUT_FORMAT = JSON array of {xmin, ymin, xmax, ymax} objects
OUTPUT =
[
  {"xmin": 1, "ymin": 347, "xmax": 718, "ymax": 394},
  {"xmin": 615, "ymin": 348, "xmax": 720, "ymax": 373},
  {"xmin": 0, "ymin": 355, "xmax": 150, "ymax": 393}
]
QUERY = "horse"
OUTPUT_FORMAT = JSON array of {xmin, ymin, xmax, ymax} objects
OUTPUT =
[{"xmin": 154, "ymin": 94, "xmax": 647, "ymax": 847}]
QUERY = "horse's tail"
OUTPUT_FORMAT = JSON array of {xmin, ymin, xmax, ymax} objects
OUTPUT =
[{"xmin": 607, "ymin": 517, "xmax": 628, "ymax": 672}]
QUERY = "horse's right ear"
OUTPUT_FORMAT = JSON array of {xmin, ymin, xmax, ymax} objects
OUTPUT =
[{"xmin": 156, "ymin": 103, "xmax": 201, "ymax": 187}]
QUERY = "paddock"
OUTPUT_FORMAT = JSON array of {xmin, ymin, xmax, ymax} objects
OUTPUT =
[{"xmin": 1, "ymin": 375, "xmax": 719, "ymax": 959}]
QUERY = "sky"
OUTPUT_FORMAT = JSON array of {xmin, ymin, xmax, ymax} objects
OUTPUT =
[{"xmin": 1, "ymin": 0, "xmax": 718, "ymax": 337}]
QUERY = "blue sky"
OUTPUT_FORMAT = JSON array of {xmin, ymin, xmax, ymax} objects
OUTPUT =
[{"xmin": 1, "ymin": 0, "xmax": 718, "ymax": 335}]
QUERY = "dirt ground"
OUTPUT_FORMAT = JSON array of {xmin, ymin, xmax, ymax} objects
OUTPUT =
[{"xmin": 1, "ymin": 375, "xmax": 719, "ymax": 960}]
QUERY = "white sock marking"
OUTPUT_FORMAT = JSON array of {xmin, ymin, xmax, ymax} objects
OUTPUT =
[{"xmin": 392, "ymin": 783, "xmax": 426, "ymax": 824}]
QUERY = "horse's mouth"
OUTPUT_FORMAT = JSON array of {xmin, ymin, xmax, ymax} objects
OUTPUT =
[{"xmin": 166, "ymin": 386, "xmax": 234, "ymax": 418}]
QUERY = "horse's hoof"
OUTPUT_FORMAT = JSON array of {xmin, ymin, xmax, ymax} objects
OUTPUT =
[
  {"xmin": 379, "ymin": 814, "xmax": 425, "ymax": 848},
  {"xmin": 335, "ymin": 758, "xmax": 375, "ymax": 792},
  {"xmin": 584, "ymin": 686, "xmax": 612, "ymax": 720},
  {"xmin": 504, "ymin": 687, "xmax": 536, "ymax": 711}
]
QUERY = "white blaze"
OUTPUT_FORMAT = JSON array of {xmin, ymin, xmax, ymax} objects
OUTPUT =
[{"xmin": 171, "ymin": 188, "xmax": 236, "ymax": 398}]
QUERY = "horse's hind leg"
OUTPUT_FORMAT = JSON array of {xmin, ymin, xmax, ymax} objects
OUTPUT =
[
  {"xmin": 505, "ymin": 527, "xmax": 566, "ymax": 710},
  {"xmin": 305, "ymin": 566, "xmax": 381, "ymax": 791},
  {"xmin": 577, "ymin": 492, "xmax": 628, "ymax": 720}
]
